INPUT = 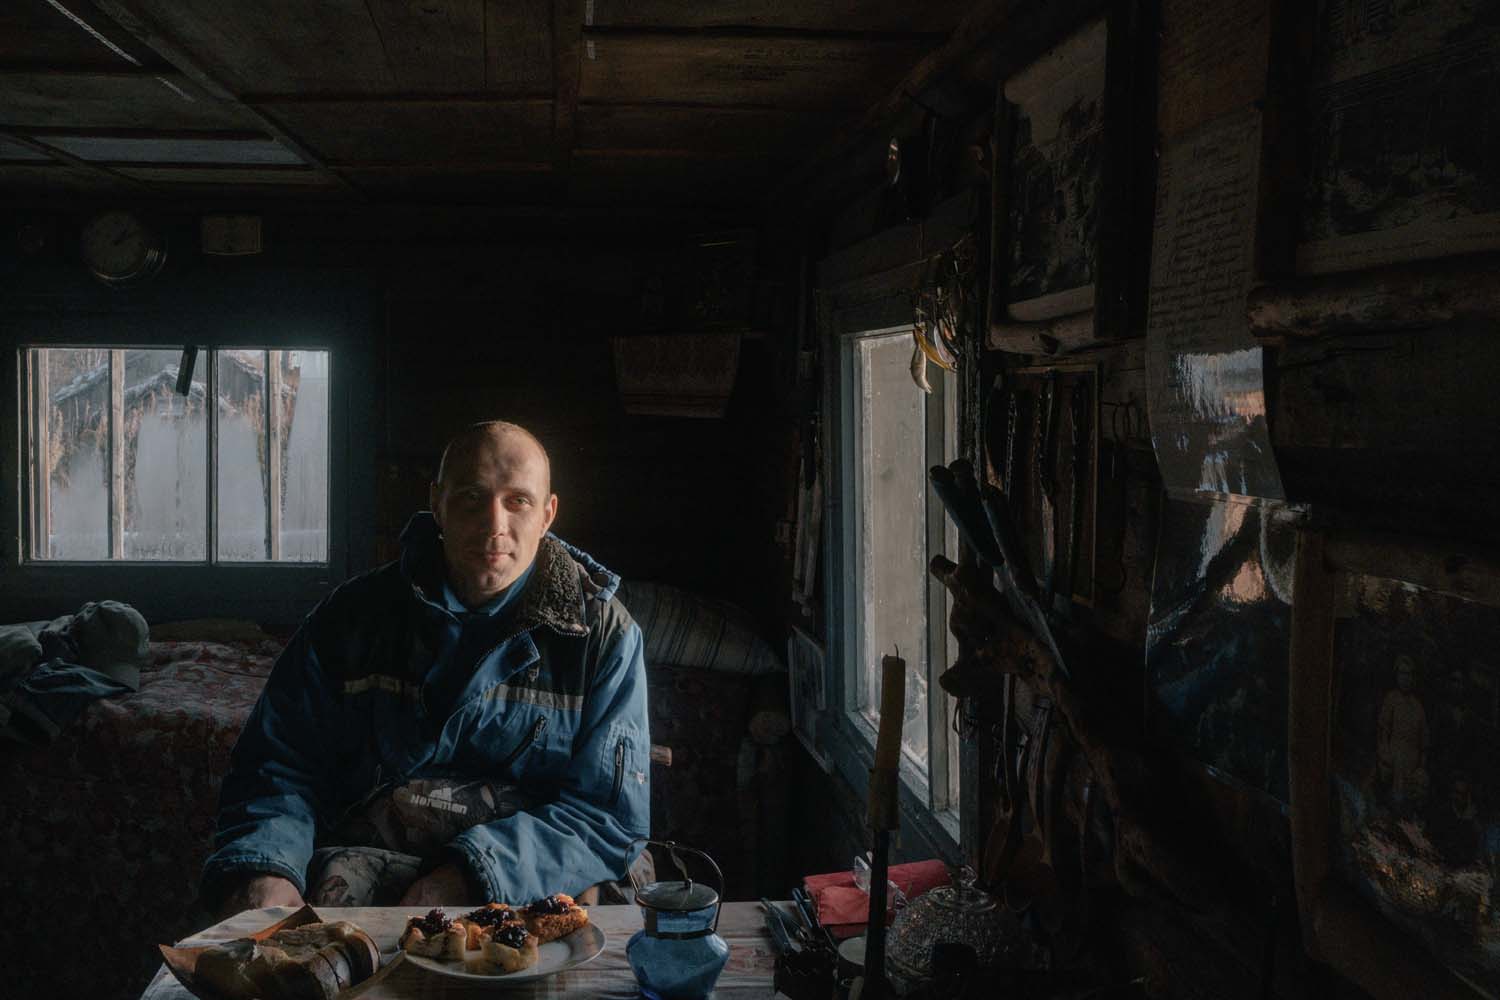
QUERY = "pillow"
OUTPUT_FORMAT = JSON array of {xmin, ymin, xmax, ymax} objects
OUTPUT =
[{"xmin": 617, "ymin": 582, "xmax": 782, "ymax": 676}]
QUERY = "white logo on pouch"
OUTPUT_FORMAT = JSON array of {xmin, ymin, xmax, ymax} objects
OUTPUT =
[{"xmin": 395, "ymin": 786, "xmax": 469, "ymax": 815}]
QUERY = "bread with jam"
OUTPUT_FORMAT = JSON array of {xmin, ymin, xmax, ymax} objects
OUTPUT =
[
  {"xmin": 398, "ymin": 908, "xmax": 466, "ymax": 960},
  {"xmin": 469, "ymin": 920, "xmax": 540, "ymax": 974},
  {"xmin": 520, "ymin": 893, "xmax": 589, "ymax": 943}
]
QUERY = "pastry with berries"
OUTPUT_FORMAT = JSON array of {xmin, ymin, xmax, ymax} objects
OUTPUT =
[
  {"xmin": 398, "ymin": 908, "xmax": 466, "ymax": 960},
  {"xmin": 455, "ymin": 902, "xmax": 516, "ymax": 951},
  {"xmin": 470, "ymin": 920, "xmax": 540, "ymax": 974},
  {"xmin": 520, "ymin": 893, "xmax": 589, "ymax": 943}
]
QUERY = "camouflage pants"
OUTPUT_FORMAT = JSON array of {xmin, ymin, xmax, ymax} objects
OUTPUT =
[{"xmin": 305, "ymin": 846, "xmax": 424, "ymax": 907}]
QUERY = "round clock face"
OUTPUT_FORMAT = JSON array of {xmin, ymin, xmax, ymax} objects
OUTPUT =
[{"xmin": 80, "ymin": 210, "xmax": 164, "ymax": 286}]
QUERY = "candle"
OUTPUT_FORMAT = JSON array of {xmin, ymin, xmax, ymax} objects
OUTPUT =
[{"xmin": 874, "ymin": 653, "xmax": 906, "ymax": 771}]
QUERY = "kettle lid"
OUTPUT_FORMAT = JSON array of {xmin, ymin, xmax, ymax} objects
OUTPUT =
[{"xmin": 637, "ymin": 878, "xmax": 720, "ymax": 912}]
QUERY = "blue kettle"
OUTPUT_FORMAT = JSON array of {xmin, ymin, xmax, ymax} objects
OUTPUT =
[{"xmin": 626, "ymin": 839, "xmax": 730, "ymax": 1000}]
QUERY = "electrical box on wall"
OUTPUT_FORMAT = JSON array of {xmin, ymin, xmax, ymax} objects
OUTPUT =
[{"xmin": 200, "ymin": 215, "xmax": 263, "ymax": 256}]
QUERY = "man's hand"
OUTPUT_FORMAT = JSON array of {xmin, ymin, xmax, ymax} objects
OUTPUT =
[
  {"xmin": 399, "ymin": 863, "xmax": 480, "ymax": 907},
  {"xmin": 216, "ymin": 874, "xmax": 305, "ymax": 921}
]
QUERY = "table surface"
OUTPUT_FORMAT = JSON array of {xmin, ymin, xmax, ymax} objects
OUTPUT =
[{"xmin": 140, "ymin": 901, "xmax": 783, "ymax": 999}]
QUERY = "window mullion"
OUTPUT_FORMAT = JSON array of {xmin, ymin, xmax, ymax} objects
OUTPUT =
[
  {"xmin": 924, "ymin": 364, "xmax": 949, "ymax": 812},
  {"xmin": 267, "ymin": 349, "xmax": 282, "ymax": 561},
  {"xmin": 32, "ymin": 351, "xmax": 51, "ymax": 559},
  {"xmin": 109, "ymin": 348, "xmax": 125, "ymax": 560},
  {"xmin": 207, "ymin": 348, "xmax": 219, "ymax": 564}
]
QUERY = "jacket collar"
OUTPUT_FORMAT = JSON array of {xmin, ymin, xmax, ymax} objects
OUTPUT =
[{"xmin": 398, "ymin": 512, "xmax": 588, "ymax": 636}]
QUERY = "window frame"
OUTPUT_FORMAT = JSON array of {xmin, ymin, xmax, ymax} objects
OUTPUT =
[
  {"xmin": 21, "ymin": 345, "xmax": 332, "ymax": 567},
  {"xmin": 0, "ymin": 267, "xmax": 375, "ymax": 625},
  {"xmin": 820, "ymin": 285, "xmax": 975, "ymax": 865}
]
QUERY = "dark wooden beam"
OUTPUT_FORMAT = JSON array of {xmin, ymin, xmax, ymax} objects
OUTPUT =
[
  {"xmin": 243, "ymin": 92, "xmax": 553, "ymax": 107},
  {"xmin": 553, "ymin": 0, "xmax": 585, "ymax": 183},
  {"xmin": 580, "ymin": 26, "xmax": 948, "ymax": 42},
  {"xmin": 88, "ymin": 0, "xmax": 364, "ymax": 198}
]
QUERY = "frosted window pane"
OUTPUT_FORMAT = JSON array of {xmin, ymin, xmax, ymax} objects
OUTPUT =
[
  {"xmin": 216, "ymin": 349, "xmax": 269, "ymax": 561},
  {"xmin": 123, "ymin": 349, "xmax": 207, "ymax": 559},
  {"xmin": 34, "ymin": 348, "xmax": 111, "ymax": 560},
  {"xmin": 855, "ymin": 332, "xmax": 929, "ymax": 771},
  {"xmin": 280, "ymin": 350, "xmax": 329, "ymax": 562}
]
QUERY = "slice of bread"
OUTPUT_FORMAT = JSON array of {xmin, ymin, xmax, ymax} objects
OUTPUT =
[
  {"xmin": 248, "ymin": 921, "xmax": 381, "ymax": 1000},
  {"xmin": 196, "ymin": 921, "xmax": 379, "ymax": 1000},
  {"xmin": 468, "ymin": 922, "xmax": 540, "ymax": 975},
  {"xmin": 520, "ymin": 894, "xmax": 589, "ymax": 944}
]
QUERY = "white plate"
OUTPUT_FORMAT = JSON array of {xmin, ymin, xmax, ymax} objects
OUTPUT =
[{"xmin": 403, "ymin": 924, "xmax": 606, "ymax": 983}]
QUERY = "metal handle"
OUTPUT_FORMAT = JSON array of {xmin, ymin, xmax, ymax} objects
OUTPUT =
[{"xmin": 627, "ymin": 837, "xmax": 727, "ymax": 934}]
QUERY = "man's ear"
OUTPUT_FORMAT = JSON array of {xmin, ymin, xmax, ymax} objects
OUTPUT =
[{"xmin": 542, "ymin": 494, "xmax": 558, "ymax": 533}]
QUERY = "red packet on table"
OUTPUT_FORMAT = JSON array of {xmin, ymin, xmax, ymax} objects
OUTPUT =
[{"xmin": 803, "ymin": 859, "xmax": 950, "ymax": 939}]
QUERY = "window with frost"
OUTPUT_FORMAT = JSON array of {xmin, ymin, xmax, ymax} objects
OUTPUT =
[
  {"xmin": 24, "ymin": 347, "xmax": 330, "ymax": 564},
  {"xmin": 839, "ymin": 326, "xmax": 961, "ymax": 825}
]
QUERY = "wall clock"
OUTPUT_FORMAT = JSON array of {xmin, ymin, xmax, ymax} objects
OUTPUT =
[{"xmin": 80, "ymin": 209, "xmax": 166, "ymax": 287}]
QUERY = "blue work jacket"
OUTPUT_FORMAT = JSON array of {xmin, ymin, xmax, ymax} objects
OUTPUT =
[{"xmin": 202, "ymin": 513, "xmax": 650, "ymax": 904}]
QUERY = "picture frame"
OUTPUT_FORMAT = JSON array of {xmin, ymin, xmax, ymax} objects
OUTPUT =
[
  {"xmin": 1289, "ymin": 528, "xmax": 1500, "ymax": 999},
  {"xmin": 788, "ymin": 624, "xmax": 833, "ymax": 772},
  {"xmin": 987, "ymin": 0, "xmax": 1155, "ymax": 354},
  {"xmin": 1289, "ymin": 2, "xmax": 1500, "ymax": 277}
]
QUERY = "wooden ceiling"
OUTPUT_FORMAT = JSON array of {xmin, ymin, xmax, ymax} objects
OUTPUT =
[{"xmin": 0, "ymin": 0, "xmax": 971, "ymax": 211}]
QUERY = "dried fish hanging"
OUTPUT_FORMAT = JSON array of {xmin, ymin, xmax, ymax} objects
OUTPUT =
[{"xmin": 909, "ymin": 234, "xmax": 976, "ymax": 393}]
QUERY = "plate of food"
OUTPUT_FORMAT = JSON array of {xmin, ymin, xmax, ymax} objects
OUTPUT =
[{"xmin": 399, "ymin": 893, "xmax": 606, "ymax": 983}]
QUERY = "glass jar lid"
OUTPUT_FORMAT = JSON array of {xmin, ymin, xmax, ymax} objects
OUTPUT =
[{"xmin": 637, "ymin": 879, "xmax": 720, "ymax": 912}]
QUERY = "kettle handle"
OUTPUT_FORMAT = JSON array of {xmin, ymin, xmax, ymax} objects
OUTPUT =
[{"xmin": 626, "ymin": 837, "xmax": 726, "ymax": 933}]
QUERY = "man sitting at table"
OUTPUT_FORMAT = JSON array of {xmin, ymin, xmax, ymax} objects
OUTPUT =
[{"xmin": 202, "ymin": 420, "xmax": 651, "ymax": 917}]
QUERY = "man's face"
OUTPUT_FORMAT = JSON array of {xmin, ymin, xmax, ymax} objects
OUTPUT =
[{"xmin": 430, "ymin": 429, "xmax": 557, "ymax": 607}]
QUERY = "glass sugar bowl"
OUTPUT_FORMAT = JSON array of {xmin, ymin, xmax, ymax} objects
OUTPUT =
[{"xmin": 885, "ymin": 866, "xmax": 1032, "ymax": 990}]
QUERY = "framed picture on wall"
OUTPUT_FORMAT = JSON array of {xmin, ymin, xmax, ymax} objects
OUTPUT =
[
  {"xmin": 1293, "ymin": 1, "xmax": 1500, "ymax": 276},
  {"xmin": 788, "ymin": 625, "xmax": 832, "ymax": 772},
  {"xmin": 1289, "ymin": 528, "xmax": 1500, "ymax": 999},
  {"xmin": 987, "ymin": 1, "xmax": 1155, "ymax": 354}
]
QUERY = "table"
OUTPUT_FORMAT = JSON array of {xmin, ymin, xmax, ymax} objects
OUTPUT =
[{"xmin": 139, "ymin": 902, "xmax": 782, "ymax": 999}]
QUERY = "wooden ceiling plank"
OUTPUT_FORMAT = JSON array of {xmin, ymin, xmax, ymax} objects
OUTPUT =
[
  {"xmin": 486, "ymin": 0, "xmax": 553, "ymax": 93},
  {"xmin": 89, "ymin": 0, "xmax": 366, "ymax": 196},
  {"xmin": 39, "ymin": 134, "xmax": 303, "ymax": 165},
  {"xmin": 364, "ymin": 0, "xmax": 486, "ymax": 91},
  {"xmin": 245, "ymin": 92, "xmax": 553, "ymax": 106},
  {"xmin": 585, "ymin": 0, "xmax": 974, "ymax": 33},
  {"xmin": 0, "ymin": 72, "xmax": 256, "ymax": 129},
  {"xmin": 577, "ymin": 35, "xmax": 936, "ymax": 111},
  {"xmin": 95, "ymin": 0, "xmax": 396, "ymax": 95},
  {"xmin": 264, "ymin": 101, "xmax": 553, "ymax": 164},
  {"xmin": 38, "ymin": 0, "xmax": 169, "ymax": 67},
  {"xmin": 575, "ymin": 104, "xmax": 843, "ymax": 155}
]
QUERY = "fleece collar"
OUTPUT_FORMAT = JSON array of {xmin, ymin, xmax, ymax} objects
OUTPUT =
[{"xmin": 398, "ymin": 512, "xmax": 588, "ymax": 637}]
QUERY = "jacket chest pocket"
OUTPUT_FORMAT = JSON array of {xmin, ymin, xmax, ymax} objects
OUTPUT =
[
  {"xmin": 601, "ymin": 719, "xmax": 647, "ymax": 811},
  {"xmin": 465, "ymin": 708, "xmax": 548, "ymax": 778}
]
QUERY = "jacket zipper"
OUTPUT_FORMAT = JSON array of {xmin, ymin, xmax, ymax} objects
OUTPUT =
[
  {"xmin": 609, "ymin": 737, "xmax": 627, "ymax": 808},
  {"xmin": 498, "ymin": 715, "xmax": 548, "ymax": 771}
]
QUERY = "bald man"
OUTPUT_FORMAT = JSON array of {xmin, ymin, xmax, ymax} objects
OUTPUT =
[{"xmin": 203, "ymin": 421, "xmax": 650, "ymax": 916}]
